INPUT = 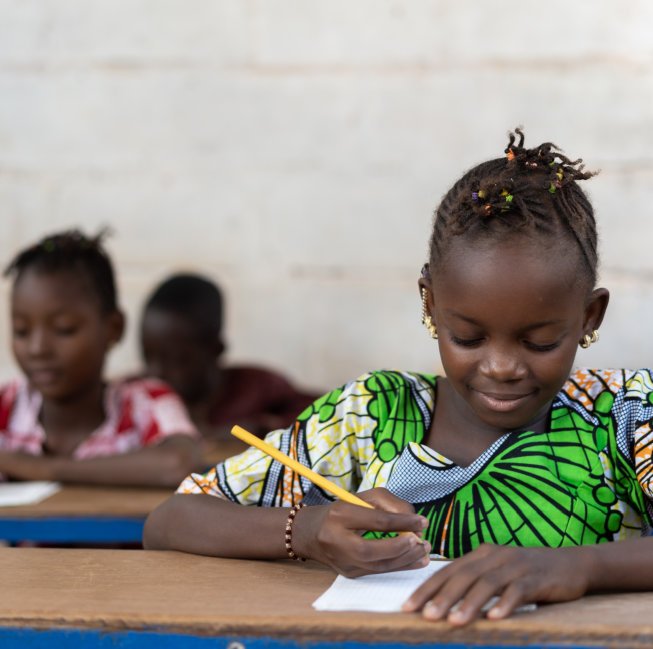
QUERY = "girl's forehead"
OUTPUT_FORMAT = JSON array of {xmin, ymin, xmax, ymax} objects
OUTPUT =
[
  {"xmin": 436, "ymin": 236, "xmax": 582, "ymax": 286},
  {"xmin": 432, "ymin": 237, "xmax": 588, "ymax": 316},
  {"xmin": 12, "ymin": 268, "xmax": 101, "ymax": 310}
]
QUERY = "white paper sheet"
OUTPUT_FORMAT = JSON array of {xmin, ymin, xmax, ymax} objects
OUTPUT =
[
  {"xmin": 313, "ymin": 560, "xmax": 537, "ymax": 614},
  {"xmin": 313, "ymin": 561, "xmax": 448, "ymax": 612},
  {"xmin": 0, "ymin": 481, "xmax": 61, "ymax": 507}
]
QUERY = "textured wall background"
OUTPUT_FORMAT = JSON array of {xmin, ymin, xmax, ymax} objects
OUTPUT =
[{"xmin": 1, "ymin": 1, "xmax": 652, "ymax": 391}]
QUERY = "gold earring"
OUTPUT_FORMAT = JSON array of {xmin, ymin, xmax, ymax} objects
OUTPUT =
[
  {"xmin": 420, "ymin": 288, "xmax": 438, "ymax": 340},
  {"xmin": 579, "ymin": 329, "xmax": 599, "ymax": 349}
]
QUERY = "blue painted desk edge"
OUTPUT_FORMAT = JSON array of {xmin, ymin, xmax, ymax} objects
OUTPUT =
[
  {"xmin": 0, "ymin": 517, "xmax": 144, "ymax": 543},
  {"xmin": 0, "ymin": 627, "xmax": 611, "ymax": 649}
]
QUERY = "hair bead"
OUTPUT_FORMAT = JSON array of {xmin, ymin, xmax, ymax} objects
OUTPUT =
[{"xmin": 428, "ymin": 127, "xmax": 599, "ymax": 286}]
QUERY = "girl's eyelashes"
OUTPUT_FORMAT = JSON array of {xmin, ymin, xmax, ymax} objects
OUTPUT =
[
  {"xmin": 11, "ymin": 319, "xmax": 29, "ymax": 338},
  {"xmin": 450, "ymin": 336, "xmax": 484, "ymax": 348},
  {"xmin": 449, "ymin": 335, "xmax": 561, "ymax": 352},
  {"xmin": 525, "ymin": 341, "xmax": 561, "ymax": 353},
  {"xmin": 52, "ymin": 316, "xmax": 82, "ymax": 336},
  {"xmin": 53, "ymin": 320, "xmax": 82, "ymax": 336},
  {"xmin": 54, "ymin": 326, "xmax": 79, "ymax": 336}
]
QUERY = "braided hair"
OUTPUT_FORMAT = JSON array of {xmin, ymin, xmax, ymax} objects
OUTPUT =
[
  {"xmin": 429, "ymin": 128, "xmax": 598, "ymax": 286},
  {"xmin": 4, "ymin": 229, "xmax": 118, "ymax": 313}
]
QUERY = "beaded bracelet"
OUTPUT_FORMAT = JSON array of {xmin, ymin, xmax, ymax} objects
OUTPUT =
[{"xmin": 284, "ymin": 502, "xmax": 306, "ymax": 561}]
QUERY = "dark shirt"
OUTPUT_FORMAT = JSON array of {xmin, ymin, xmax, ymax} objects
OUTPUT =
[{"xmin": 208, "ymin": 366, "xmax": 319, "ymax": 435}]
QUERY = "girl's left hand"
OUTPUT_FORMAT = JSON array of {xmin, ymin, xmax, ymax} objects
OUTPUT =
[{"xmin": 402, "ymin": 543, "xmax": 595, "ymax": 626}]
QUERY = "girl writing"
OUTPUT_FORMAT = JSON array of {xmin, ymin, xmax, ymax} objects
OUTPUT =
[
  {"xmin": 144, "ymin": 130, "xmax": 653, "ymax": 623},
  {"xmin": 0, "ymin": 230, "xmax": 201, "ymax": 488}
]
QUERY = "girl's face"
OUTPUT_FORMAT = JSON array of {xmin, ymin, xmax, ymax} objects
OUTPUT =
[
  {"xmin": 421, "ymin": 235, "xmax": 609, "ymax": 433},
  {"xmin": 10, "ymin": 269, "xmax": 123, "ymax": 403}
]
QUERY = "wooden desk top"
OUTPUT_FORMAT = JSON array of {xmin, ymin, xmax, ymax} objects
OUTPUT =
[
  {"xmin": 0, "ymin": 438, "xmax": 243, "ymax": 521},
  {"xmin": 202, "ymin": 437, "xmax": 249, "ymax": 467},
  {"xmin": 0, "ymin": 548, "xmax": 652, "ymax": 647},
  {"xmin": 0, "ymin": 486, "xmax": 172, "ymax": 518}
]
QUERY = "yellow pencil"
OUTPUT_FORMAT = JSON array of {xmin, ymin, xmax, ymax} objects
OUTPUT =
[
  {"xmin": 231, "ymin": 425, "xmax": 429, "ymax": 543},
  {"xmin": 231, "ymin": 425, "xmax": 374, "ymax": 509}
]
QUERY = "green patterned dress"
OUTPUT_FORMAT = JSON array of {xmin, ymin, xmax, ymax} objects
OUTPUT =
[{"xmin": 178, "ymin": 369, "xmax": 653, "ymax": 558}]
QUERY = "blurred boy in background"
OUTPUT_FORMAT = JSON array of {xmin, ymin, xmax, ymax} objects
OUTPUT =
[{"xmin": 140, "ymin": 274, "xmax": 319, "ymax": 440}]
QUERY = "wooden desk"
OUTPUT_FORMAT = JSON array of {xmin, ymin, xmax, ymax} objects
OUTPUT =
[
  {"xmin": 0, "ymin": 440, "xmax": 244, "ymax": 544},
  {"xmin": 0, "ymin": 486, "xmax": 171, "ymax": 543},
  {"xmin": 0, "ymin": 547, "xmax": 651, "ymax": 648},
  {"xmin": 202, "ymin": 437, "xmax": 249, "ymax": 467}
]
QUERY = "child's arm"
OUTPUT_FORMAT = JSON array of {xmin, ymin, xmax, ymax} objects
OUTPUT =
[
  {"xmin": 402, "ymin": 539, "xmax": 653, "ymax": 626},
  {"xmin": 0, "ymin": 435, "xmax": 201, "ymax": 488},
  {"xmin": 144, "ymin": 487, "xmax": 431, "ymax": 576}
]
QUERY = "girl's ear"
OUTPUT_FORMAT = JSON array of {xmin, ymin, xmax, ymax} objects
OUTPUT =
[
  {"xmin": 107, "ymin": 309, "xmax": 126, "ymax": 347},
  {"xmin": 582, "ymin": 287, "xmax": 610, "ymax": 334}
]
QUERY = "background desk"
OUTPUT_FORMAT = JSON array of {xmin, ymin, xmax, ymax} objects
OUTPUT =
[
  {"xmin": 203, "ymin": 437, "xmax": 249, "ymax": 466},
  {"xmin": 0, "ymin": 440, "xmax": 245, "ymax": 544},
  {"xmin": 0, "ymin": 486, "xmax": 171, "ymax": 543},
  {"xmin": 0, "ymin": 547, "xmax": 652, "ymax": 649}
]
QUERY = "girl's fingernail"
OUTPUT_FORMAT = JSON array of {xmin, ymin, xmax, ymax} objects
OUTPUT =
[
  {"xmin": 487, "ymin": 606, "xmax": 503, "ymax": 619},
  {"xmin": 449, "ymin": 609, "xmax": 466, "ymax": 624},
  {"xmin": 423, "ymin": 601, "xmax": 441, "ymax": 619},
  {"xmin": 401, "ymin": 599, "xmax": 415, "ymax": 612},
  {"xmin": 419, "ymin": 517, "xmax": 429, "ymax": 528}
]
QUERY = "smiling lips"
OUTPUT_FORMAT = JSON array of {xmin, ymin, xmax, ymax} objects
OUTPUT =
[
  {"xmin": 473, "ymin": 389, "xmax": 534, "ymax": 413},
  {"xmin": 27, "ymin": 368, "xmax": 61, "ymax": 386}
]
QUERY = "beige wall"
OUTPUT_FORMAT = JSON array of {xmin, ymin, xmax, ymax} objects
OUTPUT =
[{"xmin": 1, "ymin": 1, "xmax": 652, "ymax": 391}]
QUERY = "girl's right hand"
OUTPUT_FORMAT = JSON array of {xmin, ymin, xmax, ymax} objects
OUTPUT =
[{"xmin": 291, "ymin": 488, "xmax": 431, "ymax": 577}]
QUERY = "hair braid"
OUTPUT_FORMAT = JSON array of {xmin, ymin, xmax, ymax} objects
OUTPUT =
[
  {"xmin": 4, "ymin": 228, "xmax": 118, "ymax": 313},
  {"xmin": 428, "ymin": 128, "xmax": 599, "ymax": 285}
]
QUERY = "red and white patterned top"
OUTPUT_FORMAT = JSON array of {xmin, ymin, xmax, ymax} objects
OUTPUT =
[{"xmin": 0, "ymin": 377, "xmax": 198, "ymax": 460}]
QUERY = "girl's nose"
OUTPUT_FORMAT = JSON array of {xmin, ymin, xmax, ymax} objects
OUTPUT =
[
  {"xmin": 27, "ymin": 329, "xmax": 52, "ymax": 357},
  {"xmin": 478, "ymin": 347, "xmax": 528, "ymax": 382}
]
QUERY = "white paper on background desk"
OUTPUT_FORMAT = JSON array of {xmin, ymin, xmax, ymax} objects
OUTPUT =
[
  {"xmin": 0, "ymin": 481, "xmax": 61, "ymax": 507},
  {"xmin": 313, "ymin": 560, "xmax": 537, "ymax": 614}
]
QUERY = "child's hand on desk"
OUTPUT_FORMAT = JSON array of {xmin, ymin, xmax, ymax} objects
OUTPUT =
[
  {"xmin": 403, "ymin": 544, "xmax": 591, "ymax": 626},
  {"xmin": 293, "ymin": 487, "xmax": 431, "ymax": 578}
]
